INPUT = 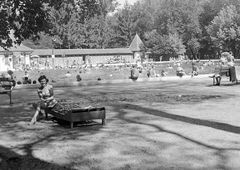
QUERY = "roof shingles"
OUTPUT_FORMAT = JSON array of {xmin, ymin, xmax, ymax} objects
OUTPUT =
[
  {"xmin": 31, "ymin": 48, "xmax": 133, "ymax": 56},
  {"xmin": 129, "ymin": 34, "xmax": 144, "ymax": 52}
]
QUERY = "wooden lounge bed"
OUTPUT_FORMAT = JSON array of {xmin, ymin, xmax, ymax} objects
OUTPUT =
[{"xmin": 46, "ymin": 107, "xmax": 106, "ymax": 129}]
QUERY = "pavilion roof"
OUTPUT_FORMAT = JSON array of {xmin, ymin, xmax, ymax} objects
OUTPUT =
[
  {"xmin": 129, "ymin": 34, "xmax": 144, "ymax": 52},
  {"xmin": 0, "ymin": 44, "xmax": 34, "ymax": 53},
  {"xmin": 31, "ymin": 48, "xmax": 133, "ymax": 56}
]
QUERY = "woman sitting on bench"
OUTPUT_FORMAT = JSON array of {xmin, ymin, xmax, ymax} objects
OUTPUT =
[
  {"xmin": 209, "ymin": 52, "xmax": 236, "ymax": 85},
  {"xmin": 29, "ymin": 75, "xmax": 58, "ymax": 125}
]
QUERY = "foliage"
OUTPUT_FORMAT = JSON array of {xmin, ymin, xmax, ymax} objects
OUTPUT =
[
  {"xmin": 0, "ymin": 0, "xmax": 51, "ymax": 48},
  {"xmin": 108, "ymin": 3, "xmax": 135, "ymax": 48},
  {"xmin": 144, "ymin": 29, "xmax": 185, "ymax": 60},
  {"xmin": 207, "ymin": 5, "xmax": 240, "ymax": 57},
  {"xmin": 22, "ymin": 32, "xmax": 53, "ymax": 49},
  {"xmin": 5, "ymin": 0, "xmax": 240, "ymax": 60},
  {"xmin": 74, "ymin": 15, "xmax": 107, "ymax": 49}
]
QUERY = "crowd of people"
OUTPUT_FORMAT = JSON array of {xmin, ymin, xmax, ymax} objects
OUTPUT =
[
  {"xmin": 1, "ymin": 52, "xmax": 238, "ymax": 87},
  {"xmin": 1, "ymin": 52, "xmax": 238, "ymax": 125}
]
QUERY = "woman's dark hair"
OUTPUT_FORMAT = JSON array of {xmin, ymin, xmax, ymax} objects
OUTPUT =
[
  {"xmin": 7, "ymin": 70, "xmax": 13, "ymax": 75},
  {"xmin": 38, "ymin": 75, "xmax": 49, "ymax": 83}
]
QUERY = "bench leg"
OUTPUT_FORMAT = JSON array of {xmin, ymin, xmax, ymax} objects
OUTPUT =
[
  {"xmin": 70, "ymin": 122, "xmax": 73, "ymax": 129},
  {"xmin": 102, "ymin": 118, "xmax": 106, "ymax": 125},
  {"xmin": 7, "ymin": 92, "xmax": 12, "ymax": 105},
  {"xmin": 213, "ymin": 78, "xmax": 215, "ymax": 85},
  {"xmin": 9, "ymin": 93, "xmax": 12, "ymax": 105}
]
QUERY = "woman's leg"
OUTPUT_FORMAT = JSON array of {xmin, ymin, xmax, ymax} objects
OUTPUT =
[
  {"xmin": 29, "ymin": 101, "xmax": 46, "ymax": 125},
  {"xmin": 29, "ymin": 107, "xmax": 41, "ymax": 125}
]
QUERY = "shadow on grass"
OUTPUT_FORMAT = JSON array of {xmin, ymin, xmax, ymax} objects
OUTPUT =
[
  {"xmin": 111, "ymin": 103, "xmax": 240, "ymax": 170},
  {"xmin": 0, "ymin": 143, "xmax": 74, "ymax": 170},
  {"xmin": 116, "ymin": 103, "xmax": 240, "ymax": 135},
  {"xmin": 0, "ymin": 104, "xmax": 105, "ymax": 169},
  {"xmin": 206, "ymin": 83, "xmax": 240, "ymax": 87}
]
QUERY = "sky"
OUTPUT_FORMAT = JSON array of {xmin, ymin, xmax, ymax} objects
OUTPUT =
[{"xmin": 117, "ymin": 0, "xmax": 139, "ymax": 8}]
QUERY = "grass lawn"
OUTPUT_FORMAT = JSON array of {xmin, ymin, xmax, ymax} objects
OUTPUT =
[
  {"xmin": 1, "ymin": 77, "xmax": 240, "ymax": 170},
  {"xmin": 9, "ymin": 60, "xmax": 229, "ymax": 84}
]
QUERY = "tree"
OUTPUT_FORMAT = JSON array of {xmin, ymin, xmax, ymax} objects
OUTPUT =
[
  {"xmin": 130, "ymin": 0, "xmax": 155, "ymax": 38},
  {"xmin": 22, "ymin": 32, "xmax": 53, "ymax": 49},
  {"xmin": 187, "ymin": 38, "xmax": 200, "ymax": 59},
  {"xmin": 24, "ymin": 0, "xmax": 119, "ymax": 49},
  {"xmin": 144, "ymin": 29, "xmax": 185, "ymax": 60},
  {"xmin": 109, "ymin": 2, "xmax": 136, "ymax": 48},
  {"xmin": 74, "ymin": 15, "xmax": 107, "ymax": 49},
  {"xmin": 0, "ymin": 0, "xmax": 52, "ymax": 48},
  {"xmin": 207, "ymin": 5, "xmax": 240, "ymax": 57},
  {"xmin": 198, "ymin": 0, "xmax": 240, "ymax": 58},
  {"xmin": 98, "ymin": 0, "xmax": 119, "ymax": 17},
  {"xmin": 48, "ymin": 1, "xmax": 78, "ymax": 49}
]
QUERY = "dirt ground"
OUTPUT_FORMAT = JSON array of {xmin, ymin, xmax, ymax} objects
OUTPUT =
[{"xmin": 0, "ymin": 77, "xmax": 240, "ymax": 170}]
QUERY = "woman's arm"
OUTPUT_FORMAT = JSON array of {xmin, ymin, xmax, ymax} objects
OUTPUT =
[
  {"xmin": 37, "ymin": 90, "xmax": 47, "ymax": 102},
  {"xmin": 37, "ymin": 89, "xmax": 43, "ymax": 98},
  {"xmin": 44, "ymin": 85, "xmax": 54, "ymax": 101}
]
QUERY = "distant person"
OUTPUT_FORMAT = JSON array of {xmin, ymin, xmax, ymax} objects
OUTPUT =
[
  {"xmin": 0, "ymin": 73, "xmax": 6, "ymax": 78},
  {"xmin": 138, "ymin": 67, "xmax": 143, "ymax": 73},
  {"xmin": 191, "ymin": 62, "xmax": 199, "ymax": 78},
  {"xmin": 147, "ymin": 66, "xmax": 156, "ymax": 77},
  {"xmin": 226, "ymin": 52, "xmax": 234, "ymax": 66},
  {"xmin": 22, "ymin": 71, "xmax": 30, "ymax": 84},
  {"xmin": 161, "ymin": 70, "xmax": 168, "ymax": 77},
  {"xmin": 166, "ymin": 64, "xmax": 173, "ymax": 69},
  {"xmin": 65, "ymin": 71, "xmax": 71, "ymax": 77},
  {"xmin": 76, "ymin": 74, "xmax": 82, "ymax": 82},
  {"xmin": 130, "ymin": 65, "xmax": 139, "ymax": 81},
  {"xmin": 7, "ymin": 70, "xmax": 16, "ymax": 83},
  {"xmin": 176, "ymin": 63, "xmax": 186, "ymax": 77},
  {"xmin": 225, "ymin": 52, "xmax": 237, "ymax": 82},
  {"xmin": 147, "ymin": 67, "xmax": 151, "ymax": 77},
  {"xmin": 23, "ymin": 71, "xmax": 29, "ymax": 80},
  {"xmin": 7, "ymin": 70, "xmax": 16, "ymax": 87}
]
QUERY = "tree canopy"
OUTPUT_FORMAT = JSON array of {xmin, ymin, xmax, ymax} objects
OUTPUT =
[
  {"xmin": 0, "ymin": 0, "xmax": 52, "ymax": 48},
  {"xmin": 3, "ymin": 0, "xmax": 240, "ymax": 60}
]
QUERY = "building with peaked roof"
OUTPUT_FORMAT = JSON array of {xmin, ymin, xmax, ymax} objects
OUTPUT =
[
  {"xmin": 129, "ymin": 33, "xmax": 147, "ymax": 63},
  {"xmin": 0, "ymin": 33, "xmax": 147, "ymax": 71},
  {"xmin": 129, "ymin": 33, "xmax": 144, "ymax": 52},
  {"xmin": 30, "ymin": 48, "xmax": 134, "ymax": 67},
  {"xmin": 31, "ymin": 34, "xmax": 146, "ymax": 67}
]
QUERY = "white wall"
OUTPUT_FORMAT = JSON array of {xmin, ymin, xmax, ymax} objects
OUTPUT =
[{"xmin": 0, "ymin": 55, "xmax": 10, "ymax": 71}]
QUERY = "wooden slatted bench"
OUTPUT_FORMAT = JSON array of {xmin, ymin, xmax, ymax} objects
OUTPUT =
[
  {"xmin": 210, "ymin": 67, "xmax": 230, "ymax": 85},
  {"xmin": 0, "ymin": 77, "xmax": 14, "ymax": 105},
  {"xmin": 46, "ymin": 107, "xmax": 106, "ymax": 129}
]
